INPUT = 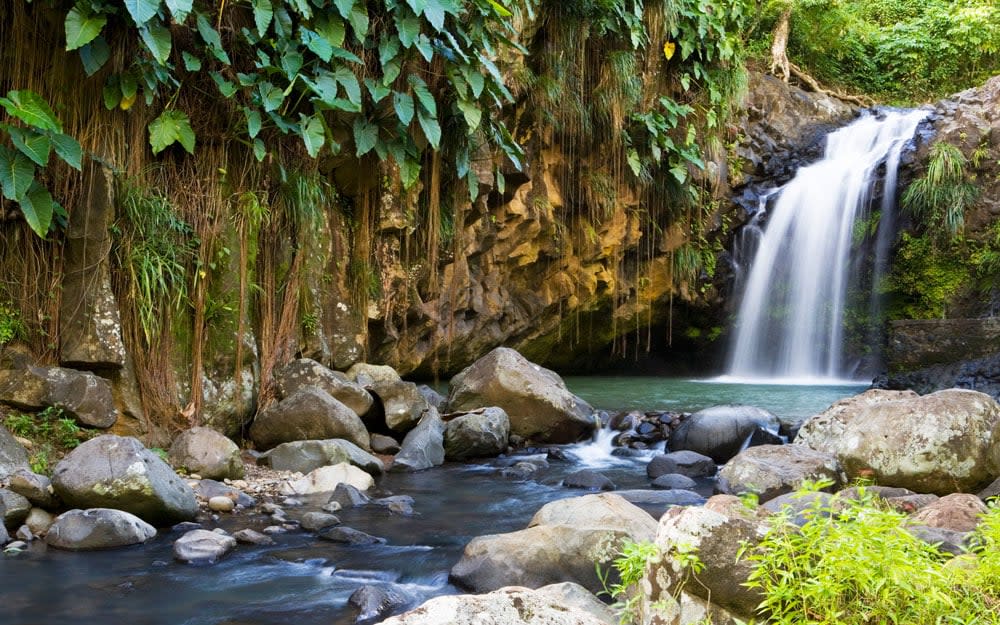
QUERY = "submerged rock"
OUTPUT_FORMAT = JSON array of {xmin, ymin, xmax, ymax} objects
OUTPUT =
[
  {"xmin": 45, "ymin": 508, "xmax": 156, "ymax": 550},
  {"xmin": 447, "ymin": 347, "xmax": 596, "ymax": 444},
  {"xmin": 318, "ymin": 526, "xmax": 386, "ymax": 545},
  {"xmin": 562, "ymin": 469, "xmax": 615, "ymax": 491},
  {"xmin": 669, "ymin": 405, "xmax": 780, "ymax": 463},
  {"xmin": 51, "ymin": 435, "xmax": 198, "ymax": 526},
  {"xmin": 348, "ymin": 585, "xmax": 407, "ymax": 623}
]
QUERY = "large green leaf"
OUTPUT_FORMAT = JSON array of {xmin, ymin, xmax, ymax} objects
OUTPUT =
[
  {"xmin": 244, "ymin": 108, "xmax": 262, "ymax": 139},
  {"xmin": 348, "ymin": 2, "xmax": 369, "ymax": 41},
  {"xmin": 365, "ymin": 79, "xmax": 391, "ymax": 103},
  {"xmin": 210, "ymin": 72, "xmax": 237, "ymax": 98},
  {"xmin": 301, "ymin": 28, "xmax": 333, "ymax": 62},
  {"xmin": 148, "ymin": 109, "xmax": 196, "ymax": 155},
  {"xmin": 65, "ymin": 5, "xmax": 107, "ymax": 51},
  {"xmin": 314, "ymin": 14, "xmax": 346, "ymax": 49},
  {"xmin": 139, "ymin": 21, "xmax": 172, "ymax": 65},
  {"xmin": 408, "ymin": 76, "xmax": 437, "ymax": 116},
  {"xmin": 165, "ymin": 0, "xmax": 193, "ymax": 21},
  {"xmin": 300, "ymin": 115, "xmax": 325, "ymax": 158},
  {"xmin": 417, "ymin": 110, "xmax": 441, "ymax": 149},
  {"xmin": 253, "ymin": 0, "xmax": 273, "ymax": 37},
  {"xmin": 79, "ymin": 37, "xmax": 111, "ymax": 75},
  {"xmin": 7, "ymin": 126, "xmax": 51, "ymax": 167},
  {"xmin": 353, "ymin": 118, "xmax": 378, "ymax": 157},
  {"xmin": 259, "ymin": 83, "xmax": 285, "ymax": 112},
  {"xmin": 392, "ymin": 91, "xmax": 415, "ymax": 126},
  {"xmin": 395, "ymin": 14, "xmax": 421, "ymax": 48},
  {"xmin": 0, "ymin": 91, "xmax": 61, "ymax": 132},
  {"xmin": 18, "ymin": 182, "xmax": 56, "ymax": 238},
  {"xmin": 456, "ymin": 99, "xmax": 482, "ymax": 133},
  {"xmin": 0, "ymin": 146, "xmax": 35, "ymax": 201},
  {"xmin": 335, "ymin": 67, "xmax": 361, "ymax": 106},
  {"xmin": 182, "ymin": 51, "xmax": 202, "ymax": 71},
  {"xmin": 333, "ymin": 0, "xmax": 353, "ymax": 18},
  {"xmin": 51, "ymin": 133, "xmax": 83, "ymax": 171},
  {"xmin": 196, "ymin": 14, "xmax": 231, "ymax": 64},
  {"xmin": 123, "ymin": 0, "xmax": 161, "ymax": 26}
]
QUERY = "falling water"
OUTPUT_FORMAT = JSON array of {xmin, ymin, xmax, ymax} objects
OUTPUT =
[{"xmin": 727, "ymin": 109, "xmax": 928, "ymax": 381}]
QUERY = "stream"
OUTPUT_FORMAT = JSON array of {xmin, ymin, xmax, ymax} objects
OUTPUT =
[{"xmin": 0, "ymin": 377, "xmax": 865, "ymax": 625}]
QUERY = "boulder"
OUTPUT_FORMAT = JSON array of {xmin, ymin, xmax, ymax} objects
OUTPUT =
[
  {"xmin": 263, "ymin": 439, "xmax": 384, "ymax": 476},
  {"xmin": 641, "ymin": 498, "xmax": 766, "ymax": 619},
  {"xmin": 451, "ymin": 493, "xmax": 655, "ymax": 594},
  {"xmin": 45, "ymin": 508, "xmax": 156, "ymax": 550},
  {"xmin": 717, "ymin": 444, "xmax": 845, "ymax": 503},
  {"xmin": 328, "ymin": 483, "xmax": 371, "ymax": 508},
  {"xmin": 0, "ymin": 523, "xmax": 7, "ymax": 545},
  {"xmin": 669, "ymin": 405, "xmax": 781, "ymax": 463},
  {"xmin": 390, "ymin": 409, "xmax": 445, "ymax": 472},
  {"xmin": 318, "ymin": 526, "xmax": 386, "ymax": 545},
  {"xmin": 651, "ymin": 474, "xmax": 698, "ymax": 490},
  {"xmin": 50, "ymin": 435, "xmax": 198, "ymax": 526},
  {"xmin": 799, "ymin": 389, "xmax": 1000, "ymax": 494},
  {"xmin": 168, "ymin": 427, "xmax": 244, "ymax": 480},
  {"xmin": 249, "ymin": 387, "xmax": 370, "ymax": 451},
  {"xmin": 444, "ymin": 407, "xmax": 510, "ymax": 460},
  {"xmin": 760, "ymin": 491, "xmax": 836, "ymax": 525},
  {"xmin": 0, "ymin": 366, "xmax": 117, "ymax": 428},
  {"xmin": 910, "ymin": 493, "xmax": 988, "ymax": 533},
  {"xmin": 563, "ymin": 469, "xmax": 615, "ymax": 491},
  {"xmin": 276, "ymin": 358, "xmax": 374, "ymax": 417},
  {"xmin": 7, "ymin": 470, "xmax": 57, "ymax": 509},
  {"xmin": 1, "ymin": 488, "xmax": 31, "ymax": 530},
  {"xmin": 377, "ymin": 584, "xmax": 615, "ymax": 625},
  {"xmin": 300, "ymin": 511, "xmax": 340, "ymax": 531},
  {"xmin": 794, "ymin": 389, "xmax": 920, "ymax": 453},
  {"xmin": 173, "ymin": 529, "xmax": 236, "ymax": 563},
  {"xmin": 379, "ymin": 380, "xmax": 432, "ymax": 434},
  {"xmin": 346, "ymin": 363, "xmax": 402, "ymax": 388},
  {"xmin": 370, "ymin": 434, "xmax": 401, "ymax": 455},
  {"xmin": 348, "ymin": 585, "xmax": 407, "ymax": 623},
  {"xmin": 24, "ymin": 507, "xmax": 55, "ymax": 536},
  {"xmin": 447, "ymin": 347, "xmax": 595, "ymax": 444},
  {"xmin": 279, "ymin": 462, "xmax": 375, "ymax": 496},
  {"xmin": 907, "ymin": 525, "xmax": 970, "ymax": 556},
  {"xmin": 0, "ymin": 424, "xmax": 29, "ymax": 479},
  {"xmin": 647, "ymin": 451, "xmax": 717, "ymax": 479}
]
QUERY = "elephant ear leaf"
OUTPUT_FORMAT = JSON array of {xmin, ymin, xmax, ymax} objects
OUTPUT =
[{"xmin": 149, "ymin": 110, "xmax": 196, "ymax": 155}]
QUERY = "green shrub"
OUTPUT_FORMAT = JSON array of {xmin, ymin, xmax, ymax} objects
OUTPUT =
[
  {"xmin": 2, "ymin": 406, "xmax": 91, "ymax": 475},
  {"xmin": 743, "ymin": 486, "xmax": 1000, "ymax": 624}
]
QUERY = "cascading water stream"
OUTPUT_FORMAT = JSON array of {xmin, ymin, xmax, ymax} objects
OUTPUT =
[{"xmin": 727, "ymin": 109, "xmax": 927, "ymax": 382}]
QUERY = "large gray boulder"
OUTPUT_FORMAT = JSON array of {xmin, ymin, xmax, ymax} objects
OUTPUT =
[
  {"xmin": 447, "ymin": 347, "xmax": 595, "ymax": 444},
  {"xmin": 7, "ymin": 470, "xmax": 57, "ymax": 509},
  {"xmin": 717, "ymin": 444, "xmax": 845, "ymax": 503},
  {"xmin": 669, "ymin": 405, "xmax": 780, "ymax": 463},
  {"xmin": 794, "ymin": 389, "xmax": 919, "ymax": 453},
  {"xmin": 0, "ymin": 424, "xmax": 29, "ymax": 479},
  {"xmin": 51, "ymin": 435, "xmax": 198, "ymax": 526},
  {"xmin": 639, "ymin": 497, "xmax": 767, "ymax": 621},
  {"xmin": 168, "ymin": 427, "xmax": 244, "ymax": 480},
  {"xmin": 797, "ymin": 389, "xmax": 1000, "ymax": 494},
  {"xmin": 379, "ymin": 380, "xmax": 432, "ymax": 434},
  {"xmin": 45, "ymin": 508, "xmax": 156, "ymax": 550},
  {"xmin": 263, "ymin": 439, "xmax": 383, "ymax": 476},
  {"xmin": 1, "ymin": 488, "xmax": 31, "ymax": 530},
  {"xmin": 450, "ymin": 493, "xmax": 655, "ymax": 594},
  {"xmin": 249, "ymin": 387, "xmax": 370, "ymax": 451},
  {"xmin": 444, "ymin": 407, "xmax": 510, "ymax": 460},
  {"xmin": 391, "ymin": 409, "xmax": 445, "ymax": 472},
  {"xmin": 378, "ymin": 584, "xmax": 616, "ymax": 625},
  {"xmin": 0, "ymin": 366, "xmax": 117, "ymax": 428},
  {"xmin": 276, "ymin": 358, "xmax": 374, "ymax": 418}
]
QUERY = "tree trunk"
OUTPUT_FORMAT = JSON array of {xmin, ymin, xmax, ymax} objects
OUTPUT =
[{"xmin": 771, "ymin": 7, "xmax": 792, "ymax": 82}]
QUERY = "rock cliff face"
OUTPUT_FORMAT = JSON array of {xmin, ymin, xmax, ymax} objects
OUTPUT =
[{"xmin": 0, "ymin": 71, "xmax": 862, "ymax": 441}]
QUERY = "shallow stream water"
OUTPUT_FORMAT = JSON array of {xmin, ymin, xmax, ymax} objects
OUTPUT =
[{"xmin": 0, "ymin": 378, "xmax": 865, "ymax": 625}]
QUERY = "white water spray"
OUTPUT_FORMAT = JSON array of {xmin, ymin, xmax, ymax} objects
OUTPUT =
[{"xmin": 727, "ymin": 110, "xmax": 927, "ymax": 381}]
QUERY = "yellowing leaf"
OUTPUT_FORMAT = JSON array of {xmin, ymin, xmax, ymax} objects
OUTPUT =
[
  {"xmin": 664, "ymin": 41, "xmax": 676, "ymax": 60},
  {"xmin": 120, "ymin": 92, "xmax": 137, "ymax": 110}
]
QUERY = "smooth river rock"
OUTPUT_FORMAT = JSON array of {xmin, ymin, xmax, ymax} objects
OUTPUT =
[
  {"xmin": 717, "ymin": 444, "xmax": 845, "ymax": 503},
  {"xmin": 173, "ymin": 529, "xmax": 237, "ymax": 563},
  {"xmin": 51, "ymin": 435, "xmax": 198, "ymax": 526},
  {"xmin": 45, "ymin": 508, "xmax": 156, "ymax": 550},
  {"xmin": 279, "ymin": 462, "xmax": 375, "ymax": 495},
  {"xmin": 669, "ymin": 405, "xmax": 781, "ymax": 463},
  {"xmin": 447, "ymin": 347, "xmax": 596, "ymax": 444}
]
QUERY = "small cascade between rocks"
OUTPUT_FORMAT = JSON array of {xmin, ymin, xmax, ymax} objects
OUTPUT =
[{"xmin": 727, "ymin": 109, "xmax": 928, "ymax": 382}]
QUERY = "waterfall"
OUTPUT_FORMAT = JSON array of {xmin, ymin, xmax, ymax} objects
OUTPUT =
[{"xmin": 727, "ymin": 110, "xmax": 927, "ymax": 382}]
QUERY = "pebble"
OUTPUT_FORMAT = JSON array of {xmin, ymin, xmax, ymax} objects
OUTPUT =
[{"xmin": 208, "ymin": 496, "xmax": 236, "ymax": 512}]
